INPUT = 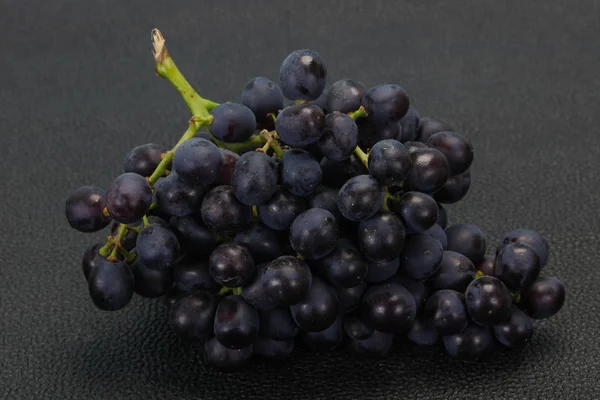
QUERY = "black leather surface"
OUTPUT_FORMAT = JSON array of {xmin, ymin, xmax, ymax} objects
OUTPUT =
[{"xmin": 2, "ymin": 1, "xmax": 599, "ymax": 399}]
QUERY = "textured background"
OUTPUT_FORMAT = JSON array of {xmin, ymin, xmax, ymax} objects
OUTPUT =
[{"xmin": 1, "ymin": 0, "xmax": 599, "ymax": 399}]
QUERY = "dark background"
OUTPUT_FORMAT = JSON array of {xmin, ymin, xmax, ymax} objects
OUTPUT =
[{"xmin": 1, "ymin": 0, "xmax": 599, "ymax": 399}]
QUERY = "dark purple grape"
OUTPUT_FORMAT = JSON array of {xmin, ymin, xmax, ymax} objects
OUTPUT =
[
  {"xmin": 276, "ymin": 104, "xmax": 326, "ymax": 146},
  {"xmin": 170, "ymin": 291, "xmax": 218, "ymax": 341},
  {"xmin": 326, "ymin": 79, "xmax": 366, "ymax": 113},
  {"xmin": 426, "ymin": 131, "xmax": 474, "ymax": 175},
  {"xmin": 201, "ymin": 185, "xmax": 252, "ymax": 233},
  {"xmin": 360, "ymin": 282, "xmax": 416, "ymax": 334},
  {"xmin": 519, "ymin": 277, "xmax": 565, "ymax": 319},
  {"xmin": 368, "ymin": 139, "xmax": 411, "ymax": 186},
  {"xmin": 214, "ymin": 295, "xmax": 260, "ymax": 349},
  {"xmin": 319, "ymin": 239, "xmax": 368, "ymax": 288},
  {"xmin": 430, "ymin": 251, "xmax": 476, "ymax": 292},
  {"xmin": 398, "ymin": 234, "xmax": 444, "ymax": 279},
  {"xmin": 405, "ymin": 148, "xmax": 450, "ymax": 194},
  {"xmin": 291, "ymin": 277, "xmax": 339, "ymax": 332},
  {"xmin": 320, "ymin": 154, "xmax": 368, "ymax": 188},
  {"xmin": 310, "ymin": 87, "xmax": 330, "ymax": 114},
  {"xmin": 443, "ymin": 322, "xmax": 494, "ymax": 360},
  {"xmin": 496, "ymin": 229, "xmax": 550, "ymax": 267},
  {"xmin": 209, "ymin": 243, "xmax": 255, "ymax": 288},
  {"xmin": 433, "ymin": 170, "xmax": 471, "ymax": 204},
  {"xmin": 136, "ymin": 224, "xmax": 180, "ymax": 270},
  {"xmin": 87, "ymin": 260, "xmax": 134, "ymax": 311},
  {"xmin": 204, "ymin": 337, "xmax": 252, "ymax": 372},
  {"xmin": 476, "ymin": 254, "xmax": 496, "ymax": 276},
  {"xmin": 234, "ymin": 222, "xmax": 287, "ymax": 263},
  {"xmin": 66, "ymin": 186, "xmax": 111, "ymax": 232},
  {"xmin": 407, "ymin": 317, "xmax": 439, "ymax": 346},
  {"xmin": 217, "ymin": 149, "xmax": 239, "ymax": 186},
  {"xmin": 232, "ymin": 151, "xmax": 278, "ymax": 205},
  {"xmin": 241, "ymin": 77, "xmax": 284, "ymax": 129},
  {"xmin": 346, "ymin": 330, "xmax": 394, "ymax": 358},
  {"xmin": 106, "ymin": 173, "xmax": 153, "ymax": 224},
  {"xmin": 259, "ymin": 307, "xmax": 299, "ymax": 340},
  {"xmin": 398, "ymin": 107, "xmax": 420, "ymax": 142},
  {"xmin": 361, "ymin": 84, "xmax": 410, "ymax": 123},
  {"xmin": 289, "ymin": 208, "xmax": 339, "ymax": 259},
  {"xmin": 493, "ymin": 306, "xmax": 534, "ymax": 348},
  {"xmin": 423, "ymin": 224, "xmax": 447, "ymax": 249},
  {"xmin": 417, "ymin": 117, "xmax": 453, "ymax": 142},
  {"xmin": 343, "ymin": 314, "xmax": 374, "ymax": 340},
  {"xmin": 261, "ymin": 256, "xmax": 312, "ymax": 306},
  {"xmin": 172, "ymin": 138, "xmax": 223, "ymax": 186},
  {"xmin": 130, "ymin": 259, "xmax": 173, "ymax": 298},
  {"xmin": 336, "ymin": 281, "xmax": 367, "ymax": 314},
  {"xmin": 388, "ymin": 276, "xmax": 431, "ymax": 312},
  {"xmin": 172, "ymin": 255, "xmax": 220, "ymax": 294},
  {"xmin": 301, "ymin": 313, "xmax": 343, "ymax": 350},
  {"xmin": 436, "ymin": 203, "xmax": 448, "ymax": 228},
  {"xmin": 123, "ymin": 143, "xmax": 167, "ymax": 177},
  {"xmin": 337, "ymin": 175, "xmax": 383, "ymax": 222},
  {"xmin": 258, "ymin": 187, "xmax": 307, "ymax": 231},
  {"xmin": 242, "ymin": 263, "xmax": 276, "ymax": 311},
  {"xmin": 356, "ymin": 118, "xmax": 402, "ymax": 149},
  {"xmin": 309, "ymin": 185, "xmax": 344, "ymax": 221},
  {"xmin": 82, "ymin": 243, "xmax": 110, "ymax": 281},
  {"xmin": 154, "ymin": 172, "xmax": 205, "ymax": 217},
  {"xmin": 495, "ymin": 242, "xmax": 541, "ymax": 291},
  {"xmin": 169, "ymin": 215, "xmax": 218, "ymax": 257},
  {"xmin": 210, "ymin": 103, "xmax": 256, "ymax": 143},
  {"xmin": 280, "ymin": 149, "xmax": 322, "ymax": 197},
  {"xmin": 317, "ymin": 113, "xmax": 359, "ymax": 161},
  {"xmin": 357, "ymin": 211, "xmax": 405, "ymax": 262},
  {"xmin": 390, "ymin": 191, "xmax": 438, "ymax": 234},
  {"xmin": 279, "ymin": 49, "xmax": 327, "ymax": 101},
  {"xmin": 404, "ymin": 141, "xmax": 427, "ymax": 153},
  {"xmin": 423, "ymin": 289, "xmax": 468, "ymax": 335},
  {"xmin": 445, "ymin": 223, "xmax": 487, "ymax": 265},
  {"xmin": 465, "ymin": 276, "xmax": 512, "ymax": 325},
  {"xmin": 252, "ymin": 337, "xmax": 294, "ymax": 360},
  {"xmin": 365, "ymin": 259, "xmax": 399, "ymax": 283}
]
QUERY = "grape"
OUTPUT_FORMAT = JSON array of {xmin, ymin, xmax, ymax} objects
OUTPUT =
[
  {"xmin": 496, "ymin": 229, "xmax": 549, "ymax": 267},
  {"xmin": 204, "ymin": 337, "xmax": 252, "ymax": 372},
  {"xmin": 169, "ymin": 215, "xmax": 218, "ymax": 256},
  {"xmin": 170, "ymin": 291, "xmax": 218, "ymax": 341},
  {"xmin": 242, "ymin": 263, "xmax": 276, "ymax": 311},
  {"xmin": 317, "ymin": 113, "xmax": 359, "ymax": 161},
  {"xmin": 201, "ymin": 185, "xmax": 252, "ymax": 233},
  {"xmin": 319, "ymin": 239, "xmax": 368, "ymax": 288},
  {"xmin": 465, "ymin": 276, "xmax": 512, "ymax": 325},
  {"xmin": 436, "ymin": 203, "xmax": 448, "ymax": 228},
  {"xmin": 130, "ymin": 259, "xmax": 173, "ymax": 298},
  {"xmin": 356, "ymin": 118, "xmax": 402, "ymax": 150},
  {"xmin": 320, "ymin": 155, "xmax": 368, "ymax": 189},
  {"xmin": 346, "ymin": 330, "xmax": 394, "ymax": 358},
  {"xmin": 476, "ymin": 254, "xmax": 496, "ymax": 276},
  {"xmin": 423, "ymin": 289, "xmax": 468, "ymax": 335},
  {"xmin": 280, "ymin": 149, "xmax": 322, "ymax": 197},
  {"xmin": 123, "ymin": 143, "xmax": 167, "ymax": 177},
  {"xmin": 195, "ymin": 130, "xmax": 214, "ymax": 142},
  {"xmin": 407, "ymin": 317, "xmax": 439, "ymax": 346},
  {"xmin": 209, "ymin": 103, "xmax": 256, "ymax": 143},
  {"xmin": 357, "ymin": 212, "xmax": 405, "ymax": 262},
  {"xmin": 214, "ymin": 295, "xmax": 260, "ymax": 349},
  {"xmin": 309, "ymin": 185, "xmax": 344, "ymax": 220},
  {"xmin": 363, "ymin": 258, "xmax": 396, "ymax": 283},
  {"xmin": 87, "ymin": 260, "xmax": 134, "ymax": 311},
  {"xmin": 275, "ymin": 104, "xmax": 326, "ymax": 146},
  {"xmin": 398, "ymin": 106, "xmax": 420, "ymax": 142},
  {"xmin": 495, "ymin": 242, "xmax": 541, "ymax": 290},
  {"xmin": 289, "ymin": 208, "xmax": 339, "ymax": 259},
  {"xmin": 253, "ymin": 337, "xmax": 294, "ymax": 360},
  {"xmin": 519, "ymin": 277, "xmax": 566, "ymax": 319},
  {"xmin": 232, "ymin": 151, "xmax": 278, "ymax": 205},
  {"xmin": 279, "ymin": 49, "xmax": 327, "ymax": 101},
  {"xmin": 368, "ymin": 139, "xmax": 411, "ymax": 186},
  {"xmin": 261, "ymin": 256, "xmax": 312, "ymax": 306},
  {"xmin": 217, "ymin": 149, "xmax": 240, "ymax": 186},
  {"xmin": 172, "ymin": 138, "xmax": 223, "ymax": 186},
  {"xmin": 290, "ymin": 277, "xmax": 339, "ymax": 332},
  {"xmin": 136, "ymin": 224, "xmax": 180, "ymax": 270},
  {"xmin": 66, "ymin": 186, "xmax": 111, "ymax": 232},
  {"xmin": 310, "ymin": 87, "xmax": 330, "ymax": 114},
  {"xmin": 258, "ymin": 307, "xmax": 299, "ymax": 340},
  {"xmin": 417, "ymin": 117, "xmax": 453, "ymax": 142},
  {"xmin": 361, "ymin": 84, "xmax": 410, "ymax": 123},
  {"xmin": 426, "ymin": 131, "xmax": 474, "ymax": 175},
  {"xmin": 445, "ymin": 223, "xmax": 487, "ymax": 265},
  {"xmin": 433, "ymin": 170, "xmax": 471, "ymax": 204},
  {"xmin": 172, "ymin": 255, "xmax": 220, "ymax": 294},
  {"xmin": 336, "ymin": 281, "xmax": 367, "ymax": 314},
  {"xmin": 234, "ymin": 222, "xmax": 286, "ymax": 263},
  {"xmin": 337, "ymin": 175, "xmax": 383, "ymax": 222},
  {"xmin": 326, "ymin": 79, "xmax": 366, "ymax": 113},
  {"xmin": 241, "ymin": 77, "xmax": 284, "ymax": 129},
  {"xmin": 405, "ymin": 148, "xmax": 450, "ymax": 194},
  {"xmin": 388, "ymin": 276, "xmax": 431, "ymax": 312},
  {"xmin": 423, "ymin": 224, "xmax": 447, "ymax": 249},
  {"xmin": 105, "ymin": 173, "xmax": 153, "ymax": 224},
  {"xmin": 493, "ymin": 306, "xmax": 534, "ymax": 348},
  {"xmin": 164, "ymin": 288, "xmax": 187, "ymax": 308},
  {"xmin": 82, "ymin": 243, "xmax": 110, "ymax": 281},
  {"xmin": 443, "ymin": 322, "xmax": 494, "ymax": 360},
  {"xmin": 110, "ymin": 222, "xmax": 138, "ymax": 251},
  {"xmin": 360, "ymin": 282, "xmax": 416, "ymax": 334},
  {"xmin": 154, "ymin": 172, "xmax": 205, "ymax": 217},
  {"xmin": 430, "ymin": 251, "xmax": 476, "ymax": 292},
  {"xmin": 390, "ymin": 191, "xmax": 438, "ymax": 234},
  {"xmin": 301, "ymin": 313, "xmax": 343, "ymax": 350},
  {"xmin": 404, "ymin": 141, "xmax": 427, "ymax": 153},
  {"xmin": 343, "ymin": 314, "xmax": 375, "ymax": 340},
  {"xmin": 209, "ymin": 243, "xmax": 255, "ymax": 288},
  {"xmin": 398, "ymin": 234, "xmax": 444, "ymax": 279}
]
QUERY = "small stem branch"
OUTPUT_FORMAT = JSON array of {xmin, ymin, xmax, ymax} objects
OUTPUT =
[
  {"xmin": 107, "ymin": 224, "xmax": 128, "ymax": 262},
  {"xmin": 143, "ymin": 215, "xmax": 151, "ymax": 227},
  {"xmin": 119, "ymin": 247, "xmax": 137, "ymax": 264},
  {"xmin": 353, "ymin": 146, "xmax": 369, "ymax": 167},
  {"xmin": 211, "ymin": 133, "xmax": 267, "ymax": 154},
  {"xmin": 348, "ymin": 106, "xmax": 367, "ymax": 120},
  {"xmin": 232, "ymin": 288, "xmax": 242, "ymax": 296},
  {"xmin": 218, "ymin": 287, "xmax": 232, "ymax": 296}
]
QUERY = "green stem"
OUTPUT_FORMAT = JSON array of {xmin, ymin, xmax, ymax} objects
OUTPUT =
[
  {"xmin": 353, "ymin": 146, "xmax": 369, "ymax": 167},
  {"xmin": 119, "ymin": 247, "xmax": 137, "ymax": 264},
  {"xmin": 107, "ymin": 224, "xmax": 128, "ymax": 261},
  {"xmin": 210, "ymin": 133, "xmax": 267, "ymax": 154},
  {"xmin": 348, "ymin": 106, "xmax": 367, "ymax": 120},
  {"xmin": 217, "ymin": 287, "xmax": 232, "ymax": 296},
  {"xmin": 232, "ymin": 287, "xmax": 242, "ymax": 296},
  {"xmin": 143, "ymin": 215, "xmax": 150, "ymax": 227}
]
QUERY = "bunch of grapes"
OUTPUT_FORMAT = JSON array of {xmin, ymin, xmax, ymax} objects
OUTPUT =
[{"xmin": 65, "ymin": 30, "xmax": 566, "ymax": 371}]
